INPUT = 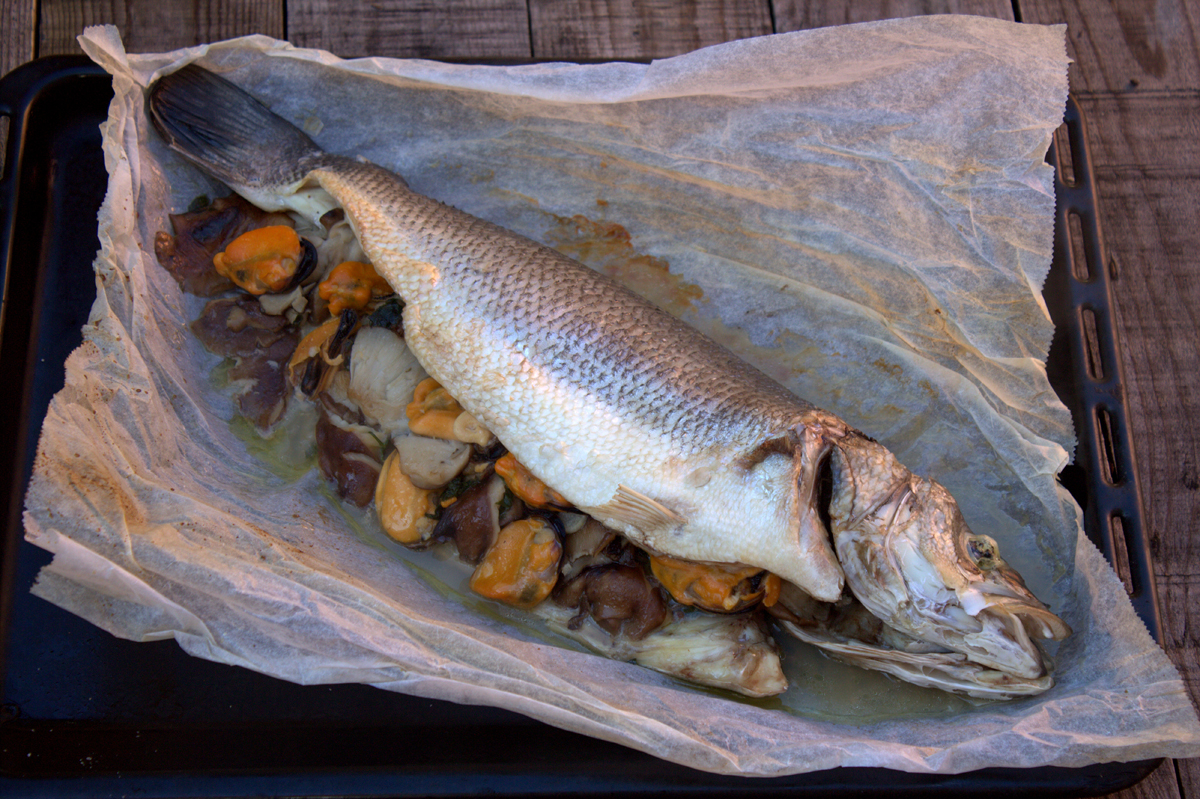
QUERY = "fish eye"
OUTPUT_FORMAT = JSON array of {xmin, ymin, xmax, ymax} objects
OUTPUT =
[{"xmin": 967, "ymin": 535, "xmax": 998, "ymax": 571}]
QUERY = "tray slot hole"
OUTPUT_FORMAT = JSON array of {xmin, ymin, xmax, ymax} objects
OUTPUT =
[
  {"xmin": 1109, "ymin": 513, "xmax": 1136, "ymax": 596},
  {"xmin": 1053, "ymin": 123, "xmax": 1077, "ymax": 187},
  {"xmin": 1095, "ymin": 406, "xmax": 1123, "ymax": 486},
  {"xmin": 0, "ymin": 116, "xmax": 9, "ymax": 178},
  {"xmin": 1081, "ymin": 306, "xmax": 1105, "ymax": 380},
  {"xmin": 1068, "ymin": 211, "xmax": 1091, "ymax": 281}
]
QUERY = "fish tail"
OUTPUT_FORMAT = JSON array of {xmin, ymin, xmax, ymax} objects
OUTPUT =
[{"xmin": 148, "ymin": 64, "xmax": 324, "ymax": 197}]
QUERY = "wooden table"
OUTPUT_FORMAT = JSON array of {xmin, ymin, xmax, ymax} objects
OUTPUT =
[{"xmin": 1, "ymin": 1, "xmax": 1196, "ymax": 797}]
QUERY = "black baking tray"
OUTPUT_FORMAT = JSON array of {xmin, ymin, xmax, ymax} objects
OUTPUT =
[{"xmin": 0, "ymin": 56, "xmax": 1161, "ymax": 798}]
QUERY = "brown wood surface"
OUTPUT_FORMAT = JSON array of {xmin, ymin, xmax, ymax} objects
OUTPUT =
[
  {"xmin": 1, "ymin": 3, "xmax": 1197, "ymax": 798},
  {"xmin": 773, "ymin": 0, "xmax": 1014, "ymax": 29},
  {"xmin": 289, "ymin": 0, "xmax": 530, "ymax": 59},
  {"xmin": 0, "ymin": 0, "xmax": 35, "ymax": 78},
  {"xmin": 37, "ymin": 0, "xmax": 283, "ymax": 55},
  {"xmin": 529, "ymin": 0, "xmax": 772, "ymax": 59},
  {"xmin": 1020, "ymin": 0, "xmax": 1198, "ymax": 93},
  {"xmin": 0, "ymin": 0, "xmax": 35, "ymax": 159},
  {"xmin": 1018, "ymin": 1, "xmax": 1200, "ymax": 795}
]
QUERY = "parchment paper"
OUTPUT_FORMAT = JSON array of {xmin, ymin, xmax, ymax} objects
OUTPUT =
[{"xmin": 21, "ymin": 18, "xmax": 1200, "ymax": 774}]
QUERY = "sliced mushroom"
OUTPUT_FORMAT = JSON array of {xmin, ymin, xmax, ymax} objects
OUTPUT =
[
  {"xmin": 557, "ymin": 512, "xmax": 589, "ymax": 534},
  {"xmin": 226, "ymin": 334, "xmax": 298, "ymax": 430},
  {"xmin": 347, "ymin": 327, "xmax": 428, "ymax": 437},
  {"xmin": 154, "ymin": 194, "xmax": 292, "ymax": 297},
  {"xmin": 560, "ymin": 518, "xmax": 618, "ymax": 582},
  {"xmin": 432, "ymin": 474, "xmax": 506, "ymax": 564},
  {"xmin": 192, "ymin": 295, "xmax": 296, "ymax": 358},
  {"xmin": 190, "ymin": 295, "xmax": 300, "ymax": 430},
  {"xmin": 557, "ymin": 563, "xmax": 669, "ymax": 641},
  {"xmin": 393, "ymin": 435, "xmax": 471, "ymax": 490},
  {"xmin": 315, "ymin": 405, "xmax": 382, "ymax": 507}
]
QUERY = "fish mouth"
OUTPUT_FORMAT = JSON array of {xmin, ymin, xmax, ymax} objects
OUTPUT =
[
  {"xmin": 947, "ymin": 564, "xmax": 1071, "ymax": 678},
  {"xmin": 829, "ymin": 482, "xmax": 1070, "ymax": 679},
  {"xmin": 954, "ymin": 601, "xmax": 1071, "ymax": 679},
  {"xmin": 892, "ymin": 562, "xmax": 1071, "ymax": 679},
  {"xmin": 958, "ymin": 595, "xmax": 1071, "ymax": 679},
  {"xmin": 779, "ymin": 618, "xmax": 1056, "ymax": 699},
  {"xmin": 964, "ymin": 592, "xmax": 1072, "ymax": 642},
  {"xmin": 770, "ymin": 588, "xmax": 1059, "ymax": 699}
]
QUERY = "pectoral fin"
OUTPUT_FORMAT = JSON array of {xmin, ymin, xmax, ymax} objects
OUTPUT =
[{"xmin": 598, "ymin": 484, "xmax": 687, "ymax": 533}]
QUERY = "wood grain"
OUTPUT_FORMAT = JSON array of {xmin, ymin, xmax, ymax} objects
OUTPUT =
[
  {"xmin": 1020, "ymin": 4, "xmax": 1200, "ymax": 796},
  {"xmin": 1125, "ymin": 761, "xmax": 1185, "ymax": 799},
  {"xmin": 37, "ymin": 0, "xmax": 284, "ymax": 56},
  {"xmin": 1077, "ymin": 90, "xmax": 1200, "ymax": 799},
  {"xmin": 1018, "ymin": 0, "xmax": 1200, "ymax": 93},
  {"xmin": 529, "ymin": 0, "xmax": 772, "ymax": 59},
  {"xmin": 772, "ymin": 0, "xmax": 1013, "ymax": 30},
  {"xmin": 0, "ymin": 0, "xmax": 36, "ymax": 175},
  {"xmin": 0, "ymin": 0, "xmax": 36, "ymax": 77},
  {"xmin": 1182, "ymin": 760, "xmax": 1200, "ymax": 799},
  {"xmin": 288, "ymin": 0, "xmax": 531, "ymax": 59}
]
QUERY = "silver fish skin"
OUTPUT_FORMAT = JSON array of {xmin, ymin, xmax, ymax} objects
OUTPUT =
[
  {"xmin": 148, "ymin": 64, "xmax": 847, "ymax": 603},
  {"xmin": 147, "ymin": 66, "xmax": 1071, "ymax": 687}
]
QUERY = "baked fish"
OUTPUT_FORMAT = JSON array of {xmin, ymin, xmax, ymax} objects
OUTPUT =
[{"xmin": 148, "ymin": 64, "xmax": 1069, "ymax": 692}]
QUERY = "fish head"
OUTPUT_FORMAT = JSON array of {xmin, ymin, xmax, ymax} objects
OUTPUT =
[
  {"xmin": 827, "ymin": 434, "xmax": 1070, "ymax": 680},
  {"xmin": 771, "ymin": 583, "xmax": 1057, "ymax": 699}
]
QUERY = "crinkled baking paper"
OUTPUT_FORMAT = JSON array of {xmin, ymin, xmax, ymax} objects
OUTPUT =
[{"xmin": 22, "ymin": 18, "xmax": 1200, "ymax": 775}]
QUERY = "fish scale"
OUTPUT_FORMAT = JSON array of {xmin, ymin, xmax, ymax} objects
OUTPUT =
[
  {"xmin": 313, "ymin": 158, "xmax": 838, "ymax": 564},
  {"xmin": 148, "ymin": 65, "xmax": 1071, "ymax": 690}
]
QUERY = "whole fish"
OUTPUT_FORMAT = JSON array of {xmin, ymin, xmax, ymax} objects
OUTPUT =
[{"xmin": 148, "ymin": 64, "xmax": 1069, "ymax": 690}]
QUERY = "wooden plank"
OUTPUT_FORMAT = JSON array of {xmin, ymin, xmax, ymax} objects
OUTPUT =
[
  {"xmin": 1077, "ymin": 92, "xmax": 1199, "ymax": 174},
  {"xmin": 1179, "ymin": 758, "xmax": 1200, "ymax": 799},
  {"xmin": 1121, "ymin": 760, "xmax": 1184, "ymax": 799},
  {"xmin": 773, "ymin": 0, "xmax": 1013, "ymax": 30},
  {"xmin": 0, "ymin": 0, "xmax": 36, "ymax": 176},
  {"xmin": 0, "ymin": 0, "xmax": 35, "ymax": 77},
  {"xmin": 1079, "ymin": 90, "xmax": 1200, "ymax": 696},
  {"xmin": 287, "ymin": 0, "xmax": 531, "ymax": 59},
  {"xmin": 528, "ymin": 0, "xmax": 772, "ymax": 60},
  {"xmin": 37, "ymin": 0, "xmax": 284, "ymax": 56},
  {"xmin": 1074, "ymin": 91, "xmax": 1200, "ymax": 799},
  {"xmin": 1021, "ymin": 5, "xmax": 1200, "ymax": 798},
  {"xmin": 1018, "ymin": 0, "xmax": 1200, "ymax": 93}
]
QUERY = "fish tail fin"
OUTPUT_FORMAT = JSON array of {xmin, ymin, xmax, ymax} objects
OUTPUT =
[{"xmin": 148, "ymin": 64, "xmax": 326, "ymax": 202}]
